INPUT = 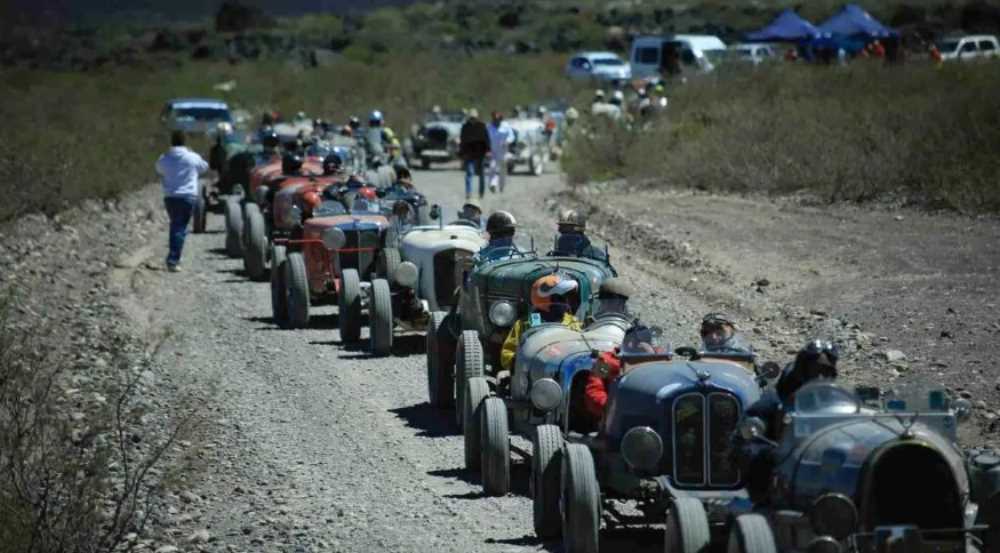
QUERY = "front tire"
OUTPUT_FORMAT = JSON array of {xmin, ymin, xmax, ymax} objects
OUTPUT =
[
  {"xmin": 480, "ymin": 397, "xmax": 510, "ymax": 496},
  {"xmin": 284, "ymin": 251, "xmax": 310, "ymax": 329},
  {"xmin": 463, "ymin": 376, "xmax": 490, "ymax": 471},
  {"xmin": 665, "ymin": 497, "xmax": 711, "ymax": 553},
  {"xmin": 338, "ymin": 268, "xmax": 362, "ymax": 342},
  {"xmin": 377, "ymin": 248, "xmax": 401, "ymax": 284},
  {"xmin": 532, "ymin": 424, "xmax": 563, "ymax": 538},
  {"xmin": 192, "ymin": 194, "xmax": 207, "ymax": 233},
  {"xmin": 455, "ymin": 330, "xmax": 484, "ymax": 429},
  {"xmin": 270, "ymin": 245, "xmax": 288, "ymax": 325},
  {"xmin": 426, "ymin": 311, "xmax": 456, "ymax": 408},
  {"xmin": 726, "ymin": 514, "xmax": 777, "ymax": 553},
  {"xmin": 369, "ymin": 278, "xmax": 393, "ymax": 356},
  {"xmin": 243, "ymin": 203, "xmax": 268, "ymax": 281},
  {"xmin": 561, "ymin": 443, "xmax": 600, "ymax": 553},
  {"xmin": 224, "ymin": 197, "xmax": 243, "ymax": 258}
]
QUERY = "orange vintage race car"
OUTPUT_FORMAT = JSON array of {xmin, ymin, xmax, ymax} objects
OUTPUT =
[{"xmin": 270, "ymin": 193, "xmax": 393, "ymax": 346}]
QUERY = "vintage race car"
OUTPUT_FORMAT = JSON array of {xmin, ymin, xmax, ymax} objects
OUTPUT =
[
  {"xmin": 535, "ymin": 347, "xmax": 767, "ymax": 552},
  {"xmin": 366, "ymin": 208, "xmax": 485, "ymax": 357},
  {"xmin": 505, "ymin": 118, "xmax": 549, "ymax": 176},
  {"xmin": 727, "ymin": 381, "xmax": 1000, "ymax": 553},
  {"xmin": 270, "ymin": 196, "xmax": 393, "ymax": 342},
  {"xmin": 404, "ymin": 112, "xmax": 464, "ymax": 169},
  {"xmin": 428, "ymin": 250, "xmax": 617, "ymax": 430},
  {"xmin": 463, "ymin": 311, "xmax": 630, "ymax": 497}
]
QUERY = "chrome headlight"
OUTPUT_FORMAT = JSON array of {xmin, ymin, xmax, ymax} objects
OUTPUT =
[
  {"xmin": 488, "ymin": 300, "xmax": 516, "ymax": 327},
  {"xmin": 529, "ymin": 378, "xmax": 561, "ymax": 412},
  {"xmin": 738, "ymin": 416, "xmax": 767, "ymax": 441},
  {"xmin": 810, "ymin": 493, "xmax": 858, "ymax": 540},
  {"xmin": 954, "ymin": 398, "xmax": 973, "ymax": 423},
  {"xmin": 321, "ymin": 227, "xmax": 346, "ymax": 251},
  {"xmin": 395, "ymin": 261, "xmax": 419, "ymax": 288},
  {"xmin": 621, "ymin": 426, "xmax": 663, "ymax": 472}
]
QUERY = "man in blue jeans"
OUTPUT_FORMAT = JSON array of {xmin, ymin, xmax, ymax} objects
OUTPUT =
[
  {"xmin": 458, "ymin": 109, "xmax": 489, "ymax": 199},
  {"xmin": 155, "ymin": 131, "xmax": 209, "ymax": 272}
]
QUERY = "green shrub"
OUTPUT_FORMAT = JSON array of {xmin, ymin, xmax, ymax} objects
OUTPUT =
[{"xmin": 566, "ymin": 61, "xmax": 1000, "ymax": 212}]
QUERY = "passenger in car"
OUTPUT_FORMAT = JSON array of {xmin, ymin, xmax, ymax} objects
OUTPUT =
[
  {"xmin": 581, "ymin": 319, "xmax": 664, "ymax": 425},
  {"xmin": 500, "ymin": 274, "xmax": 582, "ymax": 371}
]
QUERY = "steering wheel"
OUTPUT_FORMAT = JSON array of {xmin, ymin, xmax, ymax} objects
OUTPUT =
[{"xmin": 674, "ymin": 346, "xmax": 700, "ymax": 360}]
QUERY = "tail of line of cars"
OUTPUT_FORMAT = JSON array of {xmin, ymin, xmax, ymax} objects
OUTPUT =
[{"xmin": 204, "ymin": 113, "xmax": 1000, "ymax": 553}]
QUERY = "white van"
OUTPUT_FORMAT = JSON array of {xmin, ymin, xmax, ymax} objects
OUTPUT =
[{"xmin": 629, "ymin": 34, "xmax": 728, "ymax": 78}]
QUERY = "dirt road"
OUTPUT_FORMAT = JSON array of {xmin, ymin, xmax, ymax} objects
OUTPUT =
[{"xmin": 112, "ymin": 165, "xmax": 999, "ymax": 552}]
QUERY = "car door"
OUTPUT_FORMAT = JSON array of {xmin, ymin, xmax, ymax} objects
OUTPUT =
[
  {"xmin": 978, "ymin": 39, "xmax": 998, "ymax": 59},
  {"xmin": 959, "ymin": 40, "xmax": 979, "ymax": 60}
]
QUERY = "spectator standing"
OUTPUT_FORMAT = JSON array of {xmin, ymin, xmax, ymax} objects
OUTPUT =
[
  {"xmin": 155, "ymin": 131, "xmax": 209, "ymax": 272},
  {"xmin": 459, "ymin": 109, "xmax": 490, "ymax": 200},
  {"xmin": 487, "ymin": 111, "xmax": 514, "ymax": 194}
]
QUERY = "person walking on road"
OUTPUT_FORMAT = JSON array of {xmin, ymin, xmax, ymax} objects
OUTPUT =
[
  {"xmin": 487, "ymin": 111, "xmax": 514, "ymax": 193},
  {"xmin": 459, "ymin": 109, "xmax": 489, "ymax": 199},
  {"xmin": 156, "ymin": 130, "xmax": 209, "ymax": 272}
]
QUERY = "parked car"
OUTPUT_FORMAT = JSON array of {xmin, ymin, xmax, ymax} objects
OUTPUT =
[
  {"xmin": 505, "ymin": 118, "xmax": 549, "ymax": 176},
  {"xmin": 270, "ymin": 193, "xmax": 392, "ymax": 341},
  {"xmin": 629, "ymin": 34, "xmax": 727, "ymax": 79},
  {"xmin": 728, "ymin": 381, "xmax": 999, "ymax": 553},
  {"xmin": 535, "ymin": 343, "xmax": 767, "ymax": 552},
  {"xmin": 404, "ymin": 111, "xmax": 465, "ymax": 169},
  {"xmin": 463, "ymin": 311, "xmax": 630, "ymax": 499},
  {"xmin": 728, "ymin": 42, "xmax": 777, "ymax": 65},
  {"xmin": 160, "ymin": 98, "xmax": 233, "ymax": 135},
  {"xmin": 936, "ymin": 34, "xmax": 1000, "ymax": 61},
  {"xmin": 564, "ymin": 51, "xmax": 632, "ymax": 84},
  {"xmin": 367, "ymin": 207, "xmax": 485, "ymax": 357}
]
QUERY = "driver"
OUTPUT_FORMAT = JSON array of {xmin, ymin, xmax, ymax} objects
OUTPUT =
[
  {"xmin": 457, "ymin": 199, "xmax": 483, "ymax": 227},
  {"xmin": 500, "ymin": 273, "xmax": 582, "ymax": 371},
  {"xmin": 477, "ymin": 211, "xmax": 520, "ymax": 264},
  {"xmin": 322, "ymin": 152, "xmax": 343, "ymax": 176},
  {"xmin": 591, "ymin": 277, "xmax": 632, "ymax": 321},
  {"xmin": 387, "ymin": 167, "xmax": 416, "ymax": 193},
  {"xmin": 582, "ymin": 321, "xmax": 667, "ymax": 424},
  {"xmin": 281, "ymin": 153, "xmax": 304, "ymax": 176},
  {"xmin": 699, "ymin": 313, "xmax": 755, "ymax": 371},
  {"xmin": 551, "ymin": 209, "xmax": 607, "ymax": 261}
]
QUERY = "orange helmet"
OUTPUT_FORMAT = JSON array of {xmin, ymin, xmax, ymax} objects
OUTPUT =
[{"xmin": 530, "ymin": 273, "xmax": 578, "ymax": 313}]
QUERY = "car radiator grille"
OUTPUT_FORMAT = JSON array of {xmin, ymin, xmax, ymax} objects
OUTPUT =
[
  {"xmin": 672, "ymin": 392, "xmax": 741, "ymax": 487},
  {"xmin": 425, "ymin": 128, "xmax": 449, "ymax": 147},
  {"xmin": 338, "ymin": 229, "xmax": 379, "ymax": 277},
  {"xmin": 434, "ymin": 249, "xmax": 469, "ymax": 309}
]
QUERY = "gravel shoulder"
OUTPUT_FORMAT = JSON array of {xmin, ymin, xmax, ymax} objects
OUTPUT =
[{"xmin": 23, "ymin": 164, "xmax": 993, "ymax": 553}]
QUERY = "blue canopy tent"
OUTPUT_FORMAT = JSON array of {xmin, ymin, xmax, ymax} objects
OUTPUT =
[
  {"xmin": 817, "ymin": 4, "xmax": 898, "ymax": 39},
  {"xmin": 744, "ymin": 10, "xmax": 822, "ymax": 42}
]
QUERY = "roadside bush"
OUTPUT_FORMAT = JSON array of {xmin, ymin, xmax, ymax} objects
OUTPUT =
[
  {"xmin": 0, "ymin": 289, "xmax": 184, "ymax": 553},
  {"xmin": 565, "ymin": 61, "xmax": 1000, "ymax": 212}
]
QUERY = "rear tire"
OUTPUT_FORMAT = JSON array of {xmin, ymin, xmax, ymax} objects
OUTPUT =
[
  {"xmin": 193, "ymin": 194, "xmax": 207, "ymax": 233},
  {"xmin": 532, "ymin": 424, "xmax": 563, "ymax": 539},
  {"xmin": 338, "ymin": 268, "xmax": 362, "ymax": 342},
  {"xmin": 665, "ymin": 497, "xmax": 711, "ymax": 553},
  {"xmin": 243, "ymin": 203, "xmax": 268, "ymax": 281},
  {"xmin": 463, "ymin": 377, "xmax": 490, "ymax": 471},
  {"xmin": 284, "ymin": 252, "xmax": 310, "ymax": 329},
  {"xmin": 224, "ymin": 197, "xmax": 243, "ymax": 258},
  {"xmin": 561, "ymin": 443, "xmax": 600, "ymax": 553},
  {"xmin": 480, "ymin": 397, "xmax": 510, "ymax": 496},
  {"xmin": 726, "ymin": 514, "xmax": 777, "ymax": 553},
  {"xmin": 455, "ymin": 330, "xmax": 484, "ymax": 430},
  {"xmin": 270, "ymin": 245, "xmax": 288, "ymax": 325},
  {"xmin": 377, "ymin": 248, "xmax": 401, "ymax": 284},
  {"xmin": 369, "ymin": 278, "xmax": 393, "ymax": 356},
  {"xmin": 426, "ymin": 311, "xmax": 456, "ymax": 408}
]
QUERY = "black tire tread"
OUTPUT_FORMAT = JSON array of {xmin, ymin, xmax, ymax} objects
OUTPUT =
[
  {"xmin": 533, "ymin": 424, "xmax": 563, "ymax": 538},
  {"xmin": 338, "ymin": 269, "xmax": 362, "ymax": 342},
  {"xmin": 370, "ymin": 278, "xmax": 393, "ymax": 356},
  {"xmin": 285, "ymin": 252, "xmax": 310, "ymax": 329},
  {"xmin": 481, "ymin": 397, "xmax": 510, "ymax": 496}
]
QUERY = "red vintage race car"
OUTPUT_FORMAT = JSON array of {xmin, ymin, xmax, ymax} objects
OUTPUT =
[{"xmin": 269, "ymin": 193, "xmax": 393, "ymax": 346}]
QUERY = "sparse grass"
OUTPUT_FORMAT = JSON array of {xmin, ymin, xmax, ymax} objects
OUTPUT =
[
  {"xmin": 0, "ymin": 52, "xmax": 580, "ymax": 222},
  {"xmin": 564, "ymin": 61, "xmax": 1000, "ymax": 212}
]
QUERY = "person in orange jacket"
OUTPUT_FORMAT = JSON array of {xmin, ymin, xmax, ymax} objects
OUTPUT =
[{"xmin": 582, "ymin": 321, "xmax": 665, "ymax": 422}]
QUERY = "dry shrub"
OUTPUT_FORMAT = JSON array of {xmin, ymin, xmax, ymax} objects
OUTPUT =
[{"xmin": 568, "ymin": 61, "xmax": 1000, "ymax": 212}]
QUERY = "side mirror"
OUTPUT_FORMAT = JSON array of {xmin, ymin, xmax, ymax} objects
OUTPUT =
[
  {"xmin": 758, "ymin": 361, "xmax": 781, "ymax": 380},
  {"xmin": 429, "ymin": 204, "xmax": 441, "ymax": 220}
]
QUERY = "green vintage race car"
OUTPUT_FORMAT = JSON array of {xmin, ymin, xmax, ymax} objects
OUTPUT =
[{"xmin": 424, "ymin": 247, "xmax": 617, "ymax": 428}]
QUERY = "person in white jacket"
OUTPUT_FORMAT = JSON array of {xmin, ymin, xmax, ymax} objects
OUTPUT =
[
  {"xmin": 155, "ymin": 131, "xmax": 209, "ymax": 271},
  {"xmin": 487, "ymin": 111, "xmax": 515, "ymax": 193}
]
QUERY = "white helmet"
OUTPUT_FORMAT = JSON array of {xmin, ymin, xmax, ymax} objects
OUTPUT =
[
  {"xmin": 369, "ymin": 110, "xmax": 384, "ymax": 124},
  {"xmin": 611, "ymin": 90, "xmax": 625, "ymax": 105}
]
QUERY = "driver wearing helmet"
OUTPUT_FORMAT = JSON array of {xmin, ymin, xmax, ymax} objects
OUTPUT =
[
  {"xmin": 477, "ymin": 210, "xmax": 520, "ymax": 263},
  {"xmin": 457, "ymin": 199, "xmax": 483, "ymax": 227},
  {"xmin": 365, "ymin": 110, "xmax": 387, "ymax": 164},
  {"xmin": 322, "ymin": 152, "xmax": 343, "ymax": 176},
  {"xmin": 500, "ymin": 273, "xmax": 583, "ymax": 371},
  {"xmin": 551, "ymin": 209, "xmax": 607, "ymax": 262},
  {"xmin": 581, "ymin": 319, "xmax": 667, "ymax": 423},
  {"xmin": 699, "ymin": 312, "xmax": 755, "ymax": 371},
  {"xmin": 281, "ymin": 152, "xmax": 304, "ymax": 176}
]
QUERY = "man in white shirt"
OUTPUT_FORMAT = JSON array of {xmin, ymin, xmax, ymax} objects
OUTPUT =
[
  {"xmin": 155, "ymin": 131, "xmax": 209, "ymax": 272},
  {"xmin": 487, "ymin": 111, "xmax": 514, "ymax": 193}
]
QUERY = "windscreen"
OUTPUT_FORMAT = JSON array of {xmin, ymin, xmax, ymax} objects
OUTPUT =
[
  {"xmin": 173, "ymin": 107, "xmax": 232, "ymax": 122},
  {"xmin": 593, "ymin": 57, "xmax": 625, "ymax": 66}
]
